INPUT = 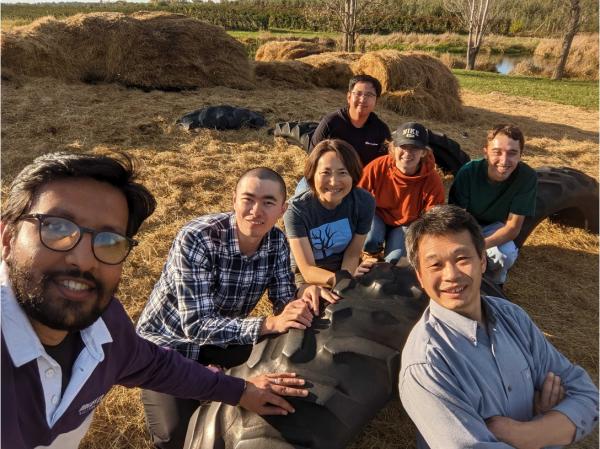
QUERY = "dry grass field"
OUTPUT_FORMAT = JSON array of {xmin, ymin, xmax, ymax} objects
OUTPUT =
[{"xmin": 2, "ymin": 72, "xmax": 598, "ymax": 448}]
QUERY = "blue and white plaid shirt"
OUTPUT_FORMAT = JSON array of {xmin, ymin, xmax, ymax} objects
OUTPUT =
[{"xmin": 136, "ymin": 212, "xmax": 296, "ymax": 360}]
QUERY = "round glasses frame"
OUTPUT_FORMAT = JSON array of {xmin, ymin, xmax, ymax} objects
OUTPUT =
[
  {"xmin": 350, "ymin": 91, "xmax": 377, "ymax": 100},
  {"xmin": 19, "ymin": 213, "xmax": 137, "ymax": 265}
]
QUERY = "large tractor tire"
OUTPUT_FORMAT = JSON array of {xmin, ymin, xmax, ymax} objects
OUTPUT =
[
  {"xmin": 514, "ymin": 167, "xmax": 599, "ymax": 247},
  {"xmin": 185, "ymin": 263, "xmax": 506, "ymax": 449},
  {"xmin": 273, "ymin": 121, "xmax": 318, "ymax": 153}
]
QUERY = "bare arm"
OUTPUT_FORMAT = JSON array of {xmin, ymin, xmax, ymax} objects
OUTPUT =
[
  {"xmin": 288, "ymin": 237, "xmax": 337, "ymax": 286},
  {"xmin": 341, "ymin": 233, "xmax": 372, "ymax": 277},
  {"xmin": 484, "ymin": 213, "xmax": 525, "ymax": 249}
]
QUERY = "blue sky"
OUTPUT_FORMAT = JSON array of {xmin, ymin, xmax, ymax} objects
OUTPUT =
[{"xmin": 2, "ymin": 0, "xmax": 152, "ymax": 3}]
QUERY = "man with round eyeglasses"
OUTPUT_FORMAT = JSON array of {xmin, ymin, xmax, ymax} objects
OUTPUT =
[
  {"xmin": 310, "ymin": 74, "xmax": 391, "ymax": 167},
  {"xmin": 1, "ymin": 152, "xmax": 309, "ymax": 449},
  {"xmin": 293, "ymin": 74, "xmax": 391, "ymax": 196}
]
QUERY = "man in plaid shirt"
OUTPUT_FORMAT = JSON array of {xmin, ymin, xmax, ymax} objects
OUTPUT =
[{"xmin": 137, "ymin": 167, "xmax": 337, "ymax": 449}]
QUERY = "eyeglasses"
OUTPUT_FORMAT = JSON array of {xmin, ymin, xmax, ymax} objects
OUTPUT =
[
  {"xmin": 19, "ymin": 214, "xmax": 137, "ymax": 265},
  {"xmin": 350, "ymin": 91, "xmax": 377, "ymax": 100}
]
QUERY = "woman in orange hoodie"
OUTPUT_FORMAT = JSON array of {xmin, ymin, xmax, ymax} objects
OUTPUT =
[{"xmin": 358, "ymin": 122, "xmax": 445, "ymax": 264}]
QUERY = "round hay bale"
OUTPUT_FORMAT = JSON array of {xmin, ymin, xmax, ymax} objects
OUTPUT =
[
  {"xmin": 381, "ymin": 87, "xmax": 464, "ymax": 121},
  {"xmin": 255, "ymin": 40, "xmax": 328, "ymax": 61},
  {"xmin": 298, "ymin": 52, "xmax": 362, "ymax": 89},
  {"xmin": 354, "ymin": 50, "xmax": 462, "ymax": 121},
  {"xmin": 253, "ymin": 60, "xmax": 314, "ymax": 88},
  {"xmin": 353, "ymin": 50, "xmax": 460, "ymax": 98},
  {"xmin": 1, "ymin": 11, "xmax": 255, "ymax": 90}
]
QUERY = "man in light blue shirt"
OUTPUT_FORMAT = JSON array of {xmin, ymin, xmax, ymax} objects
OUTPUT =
[{"xmin": 399, "ymin": 204, "xmax": 598, "ymax": 449}]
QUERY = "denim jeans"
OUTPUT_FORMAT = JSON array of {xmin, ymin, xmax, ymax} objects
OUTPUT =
[
  {"xmin": 483, "ymin": 221, "xmax": 519, "ymax": 284},
  {"xmin": 364, "ymin": 214, "xmax": 408, "ymax": 264}
]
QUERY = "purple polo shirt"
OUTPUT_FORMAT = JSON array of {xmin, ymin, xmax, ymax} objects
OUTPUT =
[{"xmin": 0, "ymin": 263, "xmax": 245, "ymax": 449}]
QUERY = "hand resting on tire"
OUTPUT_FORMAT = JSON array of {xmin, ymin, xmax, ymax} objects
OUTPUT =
[{"xmin": 239, "ymin": 372, "xmax": 308, "ymax": 415}]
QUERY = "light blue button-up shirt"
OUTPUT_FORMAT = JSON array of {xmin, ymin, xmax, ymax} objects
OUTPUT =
[{"xmin": 399, "ymin": 295, "xmax": 598, "ymax": 449}]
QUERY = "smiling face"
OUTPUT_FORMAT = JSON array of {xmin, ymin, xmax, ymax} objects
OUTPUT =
[
  {"xmin": 233, "ymin": 176, "xmax": 287, "ymax": 242},
  {"xmin": 1, "ymin": 178, "xmax": 128, "ymax": 333},
  {"xmin": 392, "ymin": 144, "xmax": 427, "ymax": 175},
  {"xmin": 484, "ymin": 133, "xmax": 522, "ymax": 182},
  {"xmin": 415, "ymin": 230, "xmax": 486, "ymax": 322},
  {"xmin": 313, "ymin": 150, "xmax": 353, "ymax": 209},
  {"xmin": 347, "ymin": 81, "xmax": 377, "ymax": 122}
]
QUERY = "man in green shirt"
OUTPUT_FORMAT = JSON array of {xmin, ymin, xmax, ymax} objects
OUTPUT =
[{"xmin": 449, "ymin": 124, "xmax": 537, "ymax": 285}]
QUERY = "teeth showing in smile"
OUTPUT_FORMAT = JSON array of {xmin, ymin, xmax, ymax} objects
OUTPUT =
[
  {"xmin": 444, "ymin": 286, "xmax": 465, "ymax": 294},
  {"xmin": 247, "ymin": 220, "xmax": 264, "ymax": 225},
  {"xmin": 60, "ymin": 280, "xmax": 91, "ymax": 291}
]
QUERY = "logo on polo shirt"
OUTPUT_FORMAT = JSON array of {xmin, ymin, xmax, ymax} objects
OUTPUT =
[
  {"xmin": 402, "ymin": 128, "xmax": 420, "ymax": 139},
  {"xmin": 78, "ymin": 394, "xmax": 105, "ymax": 415}
]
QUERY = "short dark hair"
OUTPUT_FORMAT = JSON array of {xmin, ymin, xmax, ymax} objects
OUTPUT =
[
  {"xmin": 487, "ymin": 124, "xmax": 525, "ymax": 152},
  {"xmin": 236, "ymin": 167, "xmax": 287, "ymax": 200},
  {"xmin": 304, "ymin": 139, "xmax": 363, "ymax": 192},
  {"xmin": 2, "ymin": 152, "xmax": 156, "ymax": 238},
  {"xmin": 405, "ymin": 205, "xmax": 485, "ymax": 270},
  {"xmin": 348, "ymin": 74, "xmax": 382, "ymax": 98}
]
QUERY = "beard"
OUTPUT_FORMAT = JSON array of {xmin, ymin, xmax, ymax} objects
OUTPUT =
[{"xmin": 7, "ymin": 262, "xmax": 115, "ymax": 332}]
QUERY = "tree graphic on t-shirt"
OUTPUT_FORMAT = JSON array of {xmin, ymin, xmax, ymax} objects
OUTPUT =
[{"xmin": 311, "ymin": 226, "xmax": 337, "ymax": 259}]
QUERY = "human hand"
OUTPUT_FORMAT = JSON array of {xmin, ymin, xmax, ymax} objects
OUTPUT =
[
  {"xmin": 207, "ymin": 364, "xmax": 224, "ymax": 372},
  {"xmin": 299, "ymin": 284, "xmax": 340, "ymax": 314},
  {"xmin": 534, "ymin": 371, "xmax": 565, "ymax": 415},
  {"xmin": 239, "ymin": 372, "xmax": 308, "ymax": 415},
  {"xmin": 261, "ymin": 299, "xmax": 313, "ymax": 335},
  {"xmin": 354, "ymin": 256, "xmax": 377, "ymax": 277}
]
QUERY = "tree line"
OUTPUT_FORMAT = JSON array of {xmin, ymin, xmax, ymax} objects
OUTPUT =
[{"xmin": 3, "ymin": 0, "xmax": 597, "ymax": 36}]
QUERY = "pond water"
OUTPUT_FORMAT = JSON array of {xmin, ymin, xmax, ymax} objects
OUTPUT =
[
  {"xmin": 443, "ymin": 53, "xmax": 557, "ymax": 75},
  {"xmin": 495, "ymin": 55, "xmax": 527, "ymax": 74}
]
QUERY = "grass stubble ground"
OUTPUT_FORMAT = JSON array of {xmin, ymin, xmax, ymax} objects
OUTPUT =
[{"xmin": 1, "ymin": 75, "xmax": 598, "ymax": 449}]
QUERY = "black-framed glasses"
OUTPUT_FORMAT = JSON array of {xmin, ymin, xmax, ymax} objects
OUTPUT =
[
  {"xmin": 351, "ymin": 91, "xmax": 377, "ymax": 100},
  {"xmin": 19, "ymin": 214, "xmax": 137, "ymax": 265}
]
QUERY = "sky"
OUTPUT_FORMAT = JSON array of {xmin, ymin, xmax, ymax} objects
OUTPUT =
[{"xmin": 2, "ymin": 0, "xmax": 151, "ymax": 2}]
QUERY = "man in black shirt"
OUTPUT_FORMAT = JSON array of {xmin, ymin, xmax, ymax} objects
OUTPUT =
[{"xmin": 310, "ymin": 74, "xmax": 391, "ymax": 166}]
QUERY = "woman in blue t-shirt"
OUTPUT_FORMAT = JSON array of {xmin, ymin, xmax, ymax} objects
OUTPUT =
[{"xmin": 284, "ymin": 139, "xmax": 377, "ymax": 287}]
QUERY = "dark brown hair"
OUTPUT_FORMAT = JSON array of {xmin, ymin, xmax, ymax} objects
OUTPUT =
[
  {"xmin": 2, "ymin": 152, "xmax": 156, "ymax": 238},
  {"xmin": 486, "ymin": 124, "xmax": 525, "ymax": 152},
  {"xmin": 304, "ymin": 139, "xmax": 363, "ymax": 191},
  {"xmin": 236, "ymin": 166, "xmax": 287, "ymax": 200},
  {"xmin": 348, "ymin": 74, "xmax": 382, "ymax": 98}
]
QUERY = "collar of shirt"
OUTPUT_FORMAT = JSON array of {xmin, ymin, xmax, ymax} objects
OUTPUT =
[
  {"xmin": 0, "ymin": 261, "xmax": 113, "ymax": 368},
  {"xmin": 427, "ymin": 297, "xmax": 499, "ymax": 346},
  {"xmin": 226, "ymin": 212, "xmax": 273, "ymax": 261}
]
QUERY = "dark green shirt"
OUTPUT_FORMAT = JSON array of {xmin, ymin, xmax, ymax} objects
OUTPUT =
[{"xmin": 449, "ymin": 158, "xmax": 537, "ymax": 226}]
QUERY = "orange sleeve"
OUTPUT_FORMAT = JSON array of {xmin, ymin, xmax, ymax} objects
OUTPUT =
[{"xmin": 357, "ymin": 159, "xmax": 378, "ymax": 195}]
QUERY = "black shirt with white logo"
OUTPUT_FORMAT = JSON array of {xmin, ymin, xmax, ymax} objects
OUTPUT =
[{"xmin": 310, "ymin": 107, "xmax": 391, "ymax": 166}]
